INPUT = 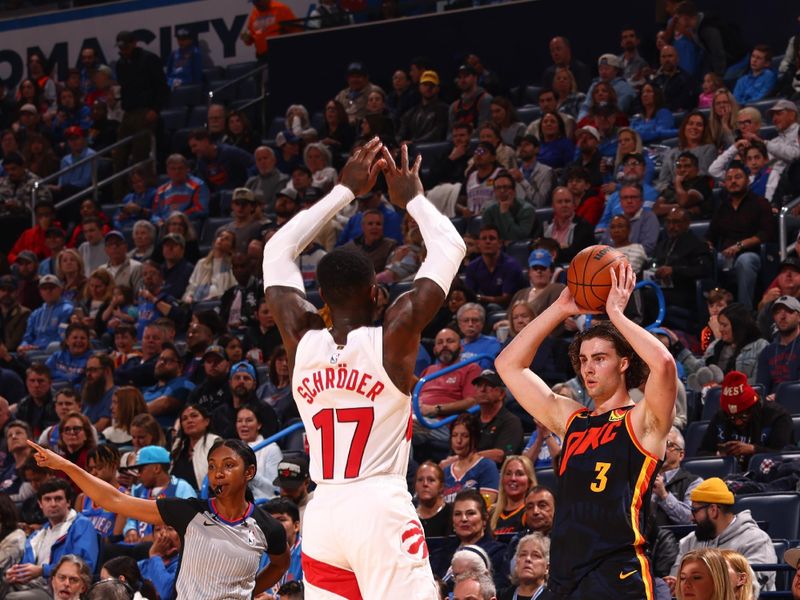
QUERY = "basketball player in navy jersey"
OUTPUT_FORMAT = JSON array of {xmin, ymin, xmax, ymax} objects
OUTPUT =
[
  {"xmin": 496, "ymin": 265, "xmax": 677, "ymax": 600},
  {"xmin": 263, "ymin": 138, "xmax": 465, "ymax": 599}
]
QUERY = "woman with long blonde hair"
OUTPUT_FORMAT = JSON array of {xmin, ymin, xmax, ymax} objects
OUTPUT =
[
  {"xmin": 676, "ymin": 548, "xmax": 736, "ymax": 600},
  {"xmin": 719, "ymin": 549, "xmax": 756, "ymax": 600},
  {"xmin": 56, "ymin": 248, "xmax": 87, "ymax": 303},
  {"xmin": 490, "ymin": 455, "xmax": 536, "ymax": 535},
  {"xmin": 708, "ymin": 88, "xmax": 740, "ymax": 150}
]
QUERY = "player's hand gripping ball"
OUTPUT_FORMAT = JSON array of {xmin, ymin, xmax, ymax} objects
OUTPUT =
[{"xmin": 566, "ymin": 245, "xmax": 630, "ymax": 312}]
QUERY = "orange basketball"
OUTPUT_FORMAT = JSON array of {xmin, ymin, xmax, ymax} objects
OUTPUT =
[{"xmin": 566, "ymin": 245, "xmax": 629, "ymax": 312}]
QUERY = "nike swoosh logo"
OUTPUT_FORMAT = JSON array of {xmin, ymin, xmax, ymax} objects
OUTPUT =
[
  {"xmin": 619, "ymin": 570, "xmax": 637, "ymax": 580},
  {"xmin": 203, "ymin": 520, "xmax": 216, "ymax": 526}
]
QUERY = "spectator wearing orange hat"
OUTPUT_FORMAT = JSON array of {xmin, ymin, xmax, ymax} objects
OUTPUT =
[
  {"xmin": 697, "ymin": 370, "xmax": 793, "ymax": 468},
  {"xmin": 663, "ymin": 477, "xmax": 776, "ymax": 594}
]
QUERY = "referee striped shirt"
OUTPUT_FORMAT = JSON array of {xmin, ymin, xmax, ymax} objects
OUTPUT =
[{"xmin": 157, "ymin": 497, "xmax": 286, "ymax": 600}]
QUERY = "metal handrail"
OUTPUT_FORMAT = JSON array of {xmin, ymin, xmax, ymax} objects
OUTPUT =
[
  {"xmin": 252, "ymin": 421, "xmax": 305, "ymax": 453},
  {"xmin": 412, "ymin": 354, "xmax": 488, "ymax": 429},
  {"xmin": 779, "ymin": 196, "xmax": 800, "ymax": 260},
  {"xmin": 31, "ymin": 129, "xmax": 155, "ymax": 223},
  {"xmin": 207, "ymin": 63, "xmax": 269, "ymax": 103}
]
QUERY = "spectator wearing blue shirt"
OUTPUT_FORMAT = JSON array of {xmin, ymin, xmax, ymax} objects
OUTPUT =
[
  {"xmin": 113, "ymin": 169, "xmax": 157, "ymax": 229},
  {"xmin": 142, "ymin": 344, "xmax": 195, "ymax": 428},
  {"xmin": 599, "ymin": 182, "xmax": 660, "ymax": 256},
  {"xmin": 456, "ymin": 303, "xmax": 502, "ymax": 370},
  {"xmin": 53, "ymin": 126, "xmax": 96, "ymax": 202},
  {"xmin": 441, "ymin": 414, "xmax": 500, "ymax": 504},
  {"xmin": 578, "ymin": 54, "xmax": 637, "ymax": 119},
  {"xmin": 18, "ymin": 275, "xmax": 74, "ymax": 353},
  {"xmin": 151, "ymin": 155, "xmax": 210, "ymax": 225},
  {"xmin": 596, "ymin": 153, "xmax": 658, "ymax": 234},
  {"xmin": 45, "ymin": 323, "xmax": 92, "ymax": 388},
  {"xmin": 138, "ymin": 524, "xmax": 181, "ymax": 600},
  {"xmin": 464, "ymin": 224, "xmax": 526, "ymax": 311},
  {"xmin": 50, "ymin": 88, "xmax": 92, "ymax": 148},
  {"xmin": 121, "ymin": 445, "xmax": 196, "ymax": 546},
  {"xmin": 537, "ymin": 111, "xmax": 575, "ymax": 169},
  {"xmin": 263, "ymin": 497, "xmax": 303, "ymax": 591},
  {"xmin": 630, "ymin": 83, "xmax": 678, "ymax": 143},
  {"xmin": 166, "ymin": 28, "xmax": 203, "ymax": 89},
  {"xmin": 80, "ymin": 353, "xmax": 117, "ymax": 432},
  {"xmin": 337, "ymin": 188, "xmax": 403, "ymax": 245},
  {"xmin": 733, "ymin": 45, "xmax": 777, "ymax": 105},
  {"xmin": 6, "ymin": 478, "xmax": 99, "ymax": 594},
  {"xmin": 188, "ymin": 129, "xmax": 254, "ymax": 193}
]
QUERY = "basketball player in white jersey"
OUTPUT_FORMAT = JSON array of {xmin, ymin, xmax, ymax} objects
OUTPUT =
[{"xmin": 263, "ymin": 138, "xmax": 465, "ymax": 599}]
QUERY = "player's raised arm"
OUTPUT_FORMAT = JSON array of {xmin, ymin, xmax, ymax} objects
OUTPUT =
[
  {"xmin": 495, "ymin": 288, "xmax": 586, "ymax": 438},
  {"xmin": 27, "ymin": 440, "xmax": 164, "ymax": 526},
  {"xmin": 605, "ymin": 264, "xmax": 677, "ymax": 447},
  {"xmin": 381, "ymin": 145, "xmax": 466, "ymax": 394},
  {"xmin": 263, "ymin": 138, "xmax": 385, "ymax": 367}
]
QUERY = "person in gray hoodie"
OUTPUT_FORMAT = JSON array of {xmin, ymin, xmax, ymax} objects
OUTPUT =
[{"xmin": 664, "ymin": 477, "xmax": 775, "ymax": 594}]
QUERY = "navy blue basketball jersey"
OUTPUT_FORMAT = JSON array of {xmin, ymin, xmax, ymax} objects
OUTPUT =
[{"xmin": 547, "ymin": 406, "xmax": 662, "ymax": 599}]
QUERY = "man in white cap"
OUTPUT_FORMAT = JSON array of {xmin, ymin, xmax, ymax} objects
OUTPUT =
[
  {"xmin": 578, "ymin": 53, "xmax": 636, "ymax": 119},
  {"xmin": 665, "ymin": 477, "xmax": 775, "ymax": 593}
]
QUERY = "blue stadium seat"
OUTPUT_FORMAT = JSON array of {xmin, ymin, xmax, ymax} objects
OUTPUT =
[
  {"xmin": 736, "ymin": 492, "xmax": 800, "ymax": 539},
  {"xmin": 776, "ymin": 381, "xmax": 800, "ymax": 415},
  {"xmin": 772, "ymin": 538, "xmax": 792, "ymax": 591},
  {"xmin": 160, "ymin": 107, "xmax": 187, "ymax": 132},
  {"xmin": 202, "ymin": 66, "xmax": 225, "ymax": 84},
  {"xmin": 169, "ymin": 83, "xmax": 204, "ymax": 108},
  {"xmin": 680, "ymin": 455, "xmax": 737, "ymax": 479},
  {"xmin": 201, "ymin": 217, "xmax": 233, "ymax": 246},
  {"xmin": 749, "ymin": 98, "xmax": 780, "ymax": 119},
  {"xmin": 187, "ymin": 106, "xmax": 207, "ymax": 128},
  {"xmin": 672, "ymin": 111, "xmax": 686, "ymax": 126},
  {"xmin": 169, "ymin": 128, "xmax": 193, "ymax": 155},
  {"xmin": 522, "ymin": 85, "xmax": 542, "ymax": 104},
  {"xmin": 535, "ymin": 206, "xmax": 553, "ymax": 224},
  {"xmin": 226, "ymin": 61, "xmax": 260, "ymax": 80},
  {"xmin": 507, "ymin": 241, "xmax": 531, "ymax": 267},
  {"xmin": 760, "ymin": 125, "xmax": 779, "ymax": 140},
  {"xmin": 266, "ymin": 116, "xmax": 285, "ymax": 139},
  {"xmin": 311, "ymin": 111, "xmax": 325, "ymax": 133},
  {"xmin": 516, "ymin": 106, "xmax": 539, "ymax": 125},
  {"xmin": 534, "ymin": 468, "xmax": 556, "ymax": 490},
  {"xmin": 683, "ymin": 420, "xmax": 709, "ymax": 457},
  {"xmin": 237, "ymin": 78, "xmax": 259, "ymax": 99},
  {"xmin": 467, "ymin": 215, "xmax": 483, "ymax": 236},
  {"xmin": 487, "ymin": 311, "xmax": 506, "ymax": 330}
]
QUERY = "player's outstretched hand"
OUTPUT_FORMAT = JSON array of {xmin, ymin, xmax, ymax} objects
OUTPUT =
[
  {"xmin": 27, "ymin": 440, "xmax": 70, "ymax": 472},
  {"xmin": 606, "ymin": 262, "xmax": 636, "ymax": 316},
  {"xmin": 381, "ymin": 144, "xmax": 423, "ymax": 210},
  {"xmin": 340, "ymin": 137, "xmax": 385, "ymax": 197}
]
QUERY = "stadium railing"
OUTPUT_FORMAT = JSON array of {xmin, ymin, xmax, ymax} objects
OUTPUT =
[
  {"xmin": 30, "ymin": 129, "xmax": 155, "ymax": 225},
  {"xmin": 207, "ymin": 63, "xmax": 269, "ymax": 133},
  {"xmin": 411, "ymin": 354, "xmax": 488, "ymax": 429}
]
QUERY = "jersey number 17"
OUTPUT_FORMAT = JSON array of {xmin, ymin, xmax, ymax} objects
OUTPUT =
[{"xmin": 312, "ymin": 407, "xmax": 375, "ymax": 479}]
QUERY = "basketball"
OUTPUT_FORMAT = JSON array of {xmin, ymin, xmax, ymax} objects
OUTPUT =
[{"xmin": 566, "ymin": 245, "xmax": 629, "ymax": 312}]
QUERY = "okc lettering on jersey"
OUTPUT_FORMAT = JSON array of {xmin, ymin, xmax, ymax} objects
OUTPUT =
[
  {"xmin": 296, "ymin": 364, "xmax": 385, "ymax": 404},
  {"xmin": 560, "ymin": 420, "xmax": 623, "ymax": 473}
]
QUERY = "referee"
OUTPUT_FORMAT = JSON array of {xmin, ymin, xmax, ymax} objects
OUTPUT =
[{"xmin": 29, "ymin": 438, "xmax": 290, "ymax": 599}]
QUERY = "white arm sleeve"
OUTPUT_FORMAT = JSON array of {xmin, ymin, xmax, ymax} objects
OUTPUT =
[
  {"xmin": 262, "ymin": 184, "xmax": 355, "ymax": 292},
  {"xmin": 407, "ymin": 194, "xmax": 466, "ymax": 296}
]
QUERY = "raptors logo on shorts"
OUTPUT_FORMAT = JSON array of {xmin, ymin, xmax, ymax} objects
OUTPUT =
[{"xmin": 401, "ymin": 520, "xmax": 428, "ymax": 560}]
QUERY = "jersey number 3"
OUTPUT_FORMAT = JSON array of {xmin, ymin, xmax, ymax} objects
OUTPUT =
[
  {"xmin": 591, "ymin": 461, "xmax": 611, "ymax": 493},
  {"xmin": 312, "ymin": 407, "xmax": 375, "ymax": 479}
]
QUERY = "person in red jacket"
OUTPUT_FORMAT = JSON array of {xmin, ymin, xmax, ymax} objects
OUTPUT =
[
  {"xmin": 240, "ymin": 0, "xmax": 299, "ymax": 62},
  {"xmin": 8, "ymin": 200, "xmax": 62, "ymax": 263}
]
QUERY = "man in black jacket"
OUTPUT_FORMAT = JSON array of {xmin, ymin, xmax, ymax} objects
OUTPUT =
[
  {"xmin": 397, "ymin": 70, "xmax": 449, "ymax": 145},
  {"xmin": 652, "ymin": 207, "xmax": 713, "ymax": 312},
  {"xmin": 112, "ymin": 30, "xmax": 169, "ymax": 201},
  {"xmin": 698, "ymin": 370, "xmax": 794, "ymax": 469},
  {"xmin": 186, "ymin": 344, "xmax": 235, "ymax": 437}
]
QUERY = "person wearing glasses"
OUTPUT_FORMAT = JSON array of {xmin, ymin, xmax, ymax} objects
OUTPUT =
[
  {"xmin": 697, "ymin": 371, "xmax": 792, "ymax": 469},
  {"xmin": 141, "ymin": 344, "xmax": 195, "ymax": 429},
  {"xmin": 663, "ymin": 477, "xmax": 775, "ymax": 595},
  {"xmin": 651, "ymin": 427, "xmax": 703, "ymax": 526}
]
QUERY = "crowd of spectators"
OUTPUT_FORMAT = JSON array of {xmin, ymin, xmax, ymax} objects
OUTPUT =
[{"xmin": 3, "ymin": 1, "xmax": 800, "ymax": 599}]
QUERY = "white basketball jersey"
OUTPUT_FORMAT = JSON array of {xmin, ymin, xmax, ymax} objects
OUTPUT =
[{"xmin": 293, "ymin": 326, "xmax": 412, "ymax": 484}]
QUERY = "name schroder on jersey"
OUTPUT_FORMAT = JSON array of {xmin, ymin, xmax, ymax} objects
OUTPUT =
[{"xmin": 296, "ymin": 362, "xmax": 386, "ymax": 404}]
